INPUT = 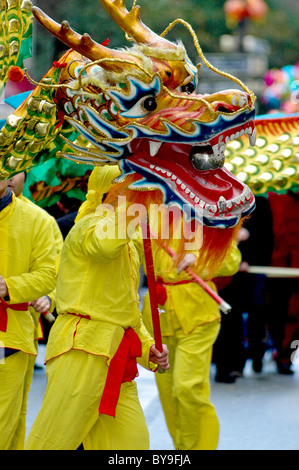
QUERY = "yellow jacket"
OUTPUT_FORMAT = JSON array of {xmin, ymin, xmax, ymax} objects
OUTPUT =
[
  {"xmin": 18, "ymin": 194, "xmax": 63, "ymax": 274},
  {"xmin": 18, "ymin": 194, "xmax": 64, "ymax": 340},
  {"xmin": 0, "ymin": 193, "xmax": 58, "ymax": 354},
  {"xmin": 138, "ymin": 237, "xmax": 242, "ymax": 336},
  {"xmin": 45, "ymin": 208, "xmax": 155, "ymax": 370}
]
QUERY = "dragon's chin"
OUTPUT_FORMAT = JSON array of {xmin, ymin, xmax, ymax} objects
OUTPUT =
[{"xmin": 126, "ymin": 136, "xmax": 256, "ymax": 228}]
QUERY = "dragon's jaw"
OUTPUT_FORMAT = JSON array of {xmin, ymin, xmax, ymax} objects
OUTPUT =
[{"xmin": 126, "ymin": 116, "xmax": 256, "ymax": 228}]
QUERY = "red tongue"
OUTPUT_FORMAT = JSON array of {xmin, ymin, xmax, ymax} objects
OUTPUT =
[
  {"xmin": 191, "ymin": 167, "xmax": 244, "ymax": 204},
  {"xmin": 128, "ymin": 140, "xmax": 245, "ymax": 205}
]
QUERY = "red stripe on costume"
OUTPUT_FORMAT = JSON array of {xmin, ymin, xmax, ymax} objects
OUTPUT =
[
  {"xmin": 98, "ymin": 328, "xmax": 141, "ymax": 417},
  {"xmin": 0, "ymin": 299, "xmax": 29, "ymax": 332}
]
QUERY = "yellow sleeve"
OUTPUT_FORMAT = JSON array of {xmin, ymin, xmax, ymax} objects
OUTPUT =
[
  {"xmin": 45, "ymin": 288, "xmax": 56, "ymax": 312},
  {"xmin": 213, "ymin": 242, "xmax": 242, "ymax": 278},
  {"xmin": 52, "ymin": 218, "xmax": 64, "ymax": 256},
  {"xmin": 73, "ymin": 208, "xmax": 132, "ymax": 261},
  {"xmin": 135, "ymin": 316, "xmax": 156, "ymax": 372},
  {"xmin": 131, "ymin": 227, "xmax": 145, "ymax": 266},
  {"xmin": 5, "ymin": 218, "xmax": 57, "ymax": 304},
  {"xmin": 45, "ymin": 219, "xmax": 63, "ymax": 310}
]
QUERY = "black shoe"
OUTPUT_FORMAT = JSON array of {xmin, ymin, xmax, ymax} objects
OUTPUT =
[
  {"xmin": 277, "ymin": 363, "xmax": 294, "ymax": 375},
  {"xmin": 215, "ymin": 373, "xmax": 236, "ymax": 384},
  {"xmin": 252, "ymin": 358, "xmax": 263, "ymax": 373},
  {"xmin": 230, "ymin": 370, "xmax": 243, "ymax": 379}
]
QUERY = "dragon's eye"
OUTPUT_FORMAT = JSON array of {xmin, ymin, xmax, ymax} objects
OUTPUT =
[
  {"xmin": 118, "ymin": 94, "xmax": 158, "ymax": 118},
  {"xmin": 143, "ymin": 97, "xmax": 157, "ymax": 112},
  {"xmin": 182, "ymin": 82, "xmax": 196, "ymax": 94}
]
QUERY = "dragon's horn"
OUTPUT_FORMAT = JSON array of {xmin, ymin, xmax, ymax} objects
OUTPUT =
[
  {"xmin": 32, "ymin": 6, "xmax": 140, "ymax": 68},
  {"xmin": 99, "ymin": 0, "xmax": 177, "ymax": 50}
]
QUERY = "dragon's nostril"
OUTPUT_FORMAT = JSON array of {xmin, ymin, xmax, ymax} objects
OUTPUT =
[{"xmin": 213, "ymin": 102, "xmax": 236, "ymax": 113}]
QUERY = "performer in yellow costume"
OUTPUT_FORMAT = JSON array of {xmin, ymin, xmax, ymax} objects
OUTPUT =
[
  {"xmin": 0, "ymin": 179, "xmax": 58, "ymax": 450},
  {"xmin": 4, "ymin": 171, "xmax": 64, "ymax": 450},
  {"xmin": 25, "ymin": 165, "xmax": 169, "ymax": 451},
  {"xmin": 8, "ymin": 171, "xmax": 63, "ymax": 319},
  {"xmin": 138, "ymin": 218, "xmax": 241, "ymax": 450}
]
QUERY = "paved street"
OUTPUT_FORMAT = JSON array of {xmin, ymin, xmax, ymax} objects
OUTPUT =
[{"xmin": 26, "ymin": 345, "xmax": 299, "ymax": 450}]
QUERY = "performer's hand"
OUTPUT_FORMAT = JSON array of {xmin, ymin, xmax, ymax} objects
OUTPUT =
[
  {"xmin": 176, "ymin": 253, "xmax": 196, "ymax": 273},
  {"xmin": 0, "ymin": 276, "xmax": 8, "ymax": 298},
  {"xmin": 239, "ymin": 261, "xmax": 249, "ymax": 272},
  {"xmin": 150, "ymin": 344, "xmax": 170, "ymax": 371},
  {"xmin": 237, "ymin": 227, "xmax": 250, "ymax": 244},
  {"xmin": 29, "ymin": 296, "xmax": 51, "ymax": 314}
]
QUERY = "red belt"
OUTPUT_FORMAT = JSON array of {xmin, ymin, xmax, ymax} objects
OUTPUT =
[
  {"xmin": 156, "ymin": 276, "xmax": 194, "ymax": 306},
  {"xmin": 99, "ymin": 327, "xmax": 142, "ymax": 418},
  {"xmin": 0, "ymin": 298, "xmax": 29, "ymax": 332},
  {"xmin": 67, "ymin": 313, "xmax": 142, "ymax": 417}
]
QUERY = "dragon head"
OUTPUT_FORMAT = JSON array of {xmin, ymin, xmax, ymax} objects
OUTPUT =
[{"xmin": 3, "ymin": 0, "xmax": 257, "ymax": 228}]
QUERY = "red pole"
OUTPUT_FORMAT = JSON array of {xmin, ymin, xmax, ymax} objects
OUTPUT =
[{"xmin": 140, "ymin": 220, "xmax": 163, "ymax": 353}]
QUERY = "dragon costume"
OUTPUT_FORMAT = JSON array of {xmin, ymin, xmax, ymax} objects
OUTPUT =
[
  {"xmin": 1, "ymin": 0, "xmax": 299, "ymax": 451},
  {"xmin": 0, "ymin": 0, "xmax": 298, "ymax": 302}
]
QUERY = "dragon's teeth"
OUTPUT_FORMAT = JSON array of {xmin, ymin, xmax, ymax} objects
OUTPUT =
[
  {"xmin": 218, "ymin": 196, "xmax": 227, "ymax": 211},
  {"xmin": 149, "ymin": 140, "xmax": 162, "ymax": 156},
  {"xmin": 249, "ymin": 128, "xmax": 256, "ymax": 147},
  {"xmin": 205, "ymin": 204, "xmax": 217, "ymax": 213},
  {"xmin": 212, "ymin": 143, "xmax": 220, "ymax": 156},
  {"xmin": 244, "ymin": 185, "xmax": 251, "ymax": 200}
]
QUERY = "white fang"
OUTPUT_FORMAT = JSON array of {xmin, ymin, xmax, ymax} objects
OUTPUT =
[
  {"xmin": 149, "ymin": 140, "xmax": 162, "ymax": 157},
  {"xmin": 249, "ymin": 128, "xmax": 256, "ymax": 147}
]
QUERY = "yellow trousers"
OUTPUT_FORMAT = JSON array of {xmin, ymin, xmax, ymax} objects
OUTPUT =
[
  {"xmin": 10, "ymin": 352, "xmax": 36, "ymax": 450},
  {"xmin": 0, "ymin": 351, "xmax": 33, "ymax": 450},
  {"xmin": 156, "ymin": 317, "xmax": 220, "ymax": 450},
  {"xmin": 25, "ymin": 349, "xmax": 149, "ymax": 450}
]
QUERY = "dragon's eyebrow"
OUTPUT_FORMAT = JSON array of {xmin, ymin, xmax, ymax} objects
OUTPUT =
[{"xmin": 107, "ymin": 76, "xmax": 161, "ymax": 110}]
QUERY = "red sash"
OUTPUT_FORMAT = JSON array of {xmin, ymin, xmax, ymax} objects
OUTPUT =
[
  {"xmin": 98, "ymin": 327, "xmax": 142, "ymax": 418},
  {"xmin": 0, "ymin": 298, "xmax": 29, "ymax": 332},
  {"xmin": 156, "ymin": 276, "xmax": 194, "ymax": 306}
]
